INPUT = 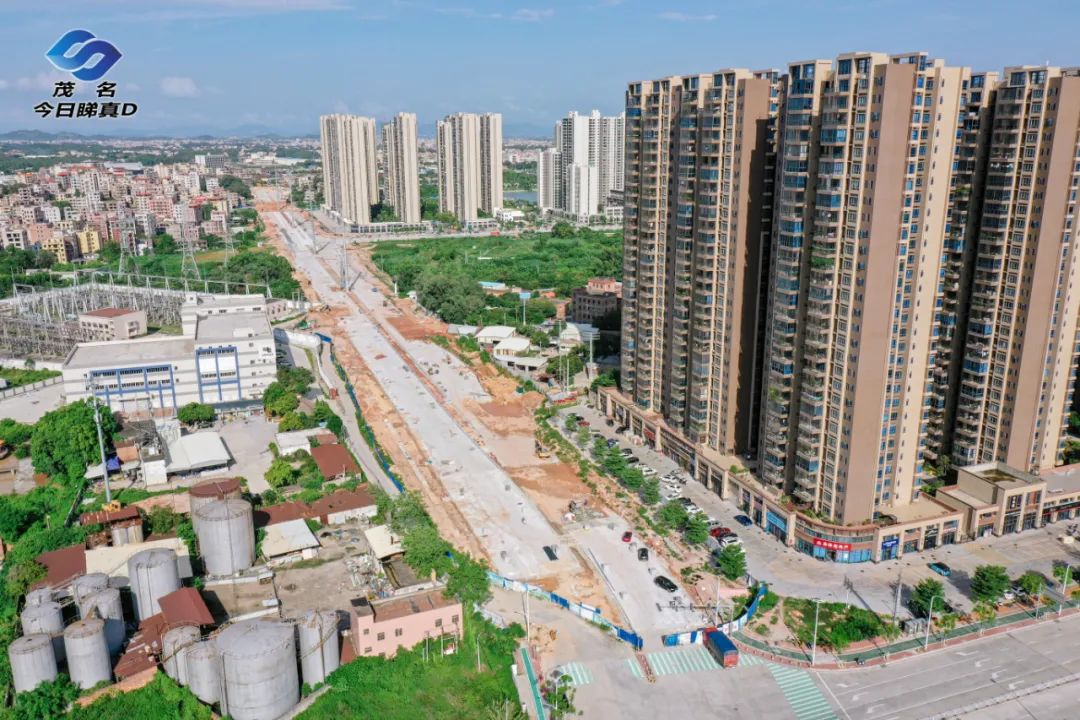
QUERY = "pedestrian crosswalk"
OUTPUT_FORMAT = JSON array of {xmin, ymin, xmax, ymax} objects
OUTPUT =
[
  {"xmin": 740, "ymin": 654, "xmax": 836, "ymax": 720},
  {"xmin": 625, "ymin": 646, "xmax": 722, "ymax": 677},
  {"xmin": 556, "ymin": 662, "xmax": 593, "ymax": 686}
]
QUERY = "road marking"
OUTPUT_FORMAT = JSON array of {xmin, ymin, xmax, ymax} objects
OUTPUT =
[
  {"xmin": 625, "ymin": 658, "xmax": 644, "ymax": 679},
  {"xmin": 557, "ymin": 662, "xmax": 593, "ymax": 686}
]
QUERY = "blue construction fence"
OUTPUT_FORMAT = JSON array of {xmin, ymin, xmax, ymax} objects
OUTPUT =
[
  {"xmin": 662, "ymin": 583, "xmax": 769, "ymax": 647},
  {"xmin": 318, "ymin": 333, "xmax": 405, "ymax": 493},
  {"xmin": 488, "ymin": 572, "xmax": 645, "ymax": 651}
]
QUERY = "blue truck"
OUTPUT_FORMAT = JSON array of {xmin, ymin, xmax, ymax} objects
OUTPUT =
[{"xmin": 704, "ymin": 629, "xmax": 739, "ymax": 668}]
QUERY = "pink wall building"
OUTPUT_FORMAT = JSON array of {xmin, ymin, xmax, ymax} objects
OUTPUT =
[{"xmin": 349, "ymin": 588, "xmax": 462, "ymax": 658}]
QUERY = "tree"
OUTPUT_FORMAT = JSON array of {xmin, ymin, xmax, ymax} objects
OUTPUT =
[
  {"xmin": 970, "ymin": 564, "xmax": 1010, "ymax": 604},
  {"xmin": 277, "ymin": 366, "xmax": 314, "ymax": 395},
  {"xmin": 12, "ymin": 674, "xmax": 79, "ymax": 720},
  {"xmin": 936, "ymin": 612, "xmax": 959, "ymax": 636},
  {"xmin": 973, "ymin": 600, "xmax": 997, "ymax": 635},
  {"xmin": 445, "ymin": 553, "xmax": 492, "ymax": 609},
  {"xmin": 387, "ymin": 491, "xmax": 432, "ymax": 534},
  {"xmin": 1052, "ymin": 564, "xmax": 1076, "ymax": 588},
  {"xmin": 684, "ymin": 513, "xmax": 710, "ymax": 545},
  {"xmin": 657, "ymin": 500, "xmax": 689, "ymax": 531},
  {"xmin": 147, "ymin": 506, "xmax": 179, "ymax": 535},
  {"xmin": 640, "ymin": 478, "xmax": 661, "ymax": 506},
  {"xmin": 7, "ymin": 558, "xmax": 47, "ymax": 599},
  {"xmin": 277, "ymin": 411, "xmax": 313, "ymax": 432},
  {"xmin": 1017, "ymin": 571, "xmax": 1046, "ymax": 602},
  {"xmin": 909, "ymin": 578, "xmax": 946, "ymax": 619},
  {"xmin": 551, "ymin": 222, "xmax": 575, "ymax": 239},
  {"xmin": 715, "ymin": 544, "xmax": 747, "ymax": 581},
  {"xmin": 265, "ymin": 457, "xmax": 296, "ymax": 489},
  {"xmin": 32, "ymin": 399, "xmax": 117, "ymax": 482},
  {"xmin": 177, "ymin": 402, "xmax": 215, "ymax": 426},
  {"xmin": 219, "ymin": 175, "xmax": 252, "ymax": 199},
  {"xmin": 402, "ymin": 524, "xmax": 453, "ymax": 577},
  {"xmin": 263, "ymin": 381, "xmax": 299, "ymax": 416}
]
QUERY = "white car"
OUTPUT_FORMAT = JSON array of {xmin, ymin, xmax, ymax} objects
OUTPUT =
[
  {"xmin": 719, "ymin": 535, "xmax": 742, "ymax": 548},
  {"xmin": 642, "ymin": 467, "xmax": 658, "ymax": 477}
]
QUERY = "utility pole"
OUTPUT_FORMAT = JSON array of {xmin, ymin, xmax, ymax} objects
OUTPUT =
[
  {"xmin": 923, "ymin": 594, "xmax": 937, "ymax": 650},
  {"xmin": 87, "ymin": 377, "xmax": 111, "ymax": 504},
  {"xmin": 892, "ymin": 567, "xmax": 903, "ymax": 623},
  {"xmin": 811, "ymin": 598, "xmax": 822, "ymax": 666},
  {"xmin": 1060, "ymin": 566, "xmax": 1072, "ymax": 617}
]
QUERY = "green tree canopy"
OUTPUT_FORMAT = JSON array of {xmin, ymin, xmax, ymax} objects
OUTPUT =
[
  {"xmin": 970, "ymin": 565, "xmax": 1010, "ymax": 604},
  {"xmin": 177, "ymin": 402, "xmax": 215, "ymax": 426},
  {"xmin": 265, "ymin": 457, "xmax": 297, "ymax": 489},
  {"xmin": 715, "ymin": 544, "xmax": 746, "ymax": 581},
  {"xmin": 684, "ymin": 513, "xmax": 710, "ymax": 545},
  {"xmin": 909, "ymin": 578, "xmax": 946, "ymax": 619},
  {"xmin": 656, "ymin": 500, "xmax": 689, "ymax": 531},
  {"xmin": 1017, "ymin": 571, "xmax": 1046, "ymax": 599},
  {"xmin": 403, "ymin": 524, "xmax": 453, "ymax": 578},
  {"xmin": 12, "ymin": 674, "xmax": 79, "ymax": 720},
  {"xmin": 31, "ymin": 400, "xmax": 117, "ymax": 482}
]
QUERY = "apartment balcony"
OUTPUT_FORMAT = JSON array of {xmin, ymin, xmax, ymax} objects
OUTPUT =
[{"xmin": 793, "ymin": 486, "xmax": 817, "ymax": 504}]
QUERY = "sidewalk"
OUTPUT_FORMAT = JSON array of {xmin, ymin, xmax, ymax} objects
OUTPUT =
[{"xmin": 731, "ymin": 598, "xmax": 1080, "ymax": 670}]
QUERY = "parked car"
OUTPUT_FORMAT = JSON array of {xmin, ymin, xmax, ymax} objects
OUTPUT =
[
  {"xmin": 928, "ymin": 562, "xmax": 952, "ymax": 578},
  {"xmin": 606, "ymin": 438, "xmax": 618, "ymax": 448},
  {"xmin": 654, "ymin": 576, "xmax": 678, "ymax": 593},
  {"xmin": 621, "ymin": 531, "xmax": 633, "ymax": 543},
  {"xmin": 579, "ymin": 420, "xmax": 590, "ymax": 427},
  {"xmin": 709, "ymin": 526, "xmax": 732, "ymax": 539},
  {"xmin": 619, "ymin": 448, "xmax": 634, "ymax": 456},
  {"xmin": 626, "ymin": 456, "xmax": 641, "ymax": 465},
  {"xmin": 542, "ymin": 545, "xmax": 558, "ymax": 561},
  {"xmin": 676, "ymin": 498, "xmax": 694, "ymax": 507},
  {"xmin": 642, "ymin": 467, "xmax": 658, "ymax": 477},
  {"xmin": 719, "ymin": 535, "xmax": 742, "ymax": 548},
  {"xmin": 638, "ymin": 548, "xmax": 649, "ymax": 561},
  {"xmin": 615, "ymin": 426, "xmax": 628, "ymax": 435},
  {"xmin": 606, "ymin": 418, "xmax": 615, "ymax": 427},
  {"xmin": 734, "ymin": 515, "xmax": 754, "ymax": 527}
]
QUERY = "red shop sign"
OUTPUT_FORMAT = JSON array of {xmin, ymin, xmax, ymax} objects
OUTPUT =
[{"xmin": 812, "ymin": 538, "xmax": 852, "ymax": 552}]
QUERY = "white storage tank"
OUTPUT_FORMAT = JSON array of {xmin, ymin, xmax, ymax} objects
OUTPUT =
[
  {"xmin": 25, "ymin": 586, "xmax": 54, "ymax": 607},
  {"xmin": 110, "ymin": 522, "xmax": 145, "ymax": 547},
  {"xmin": 10, "ymin": 634, "xmax": 58, "ymax": 694},
  {"xmin": 217, "ymin": 620, "xmax": 299, "ymax": 720},
  {"xmin": 127, "ymin": 548, "xmax": 181, "ymax": 620},
  {"xmin": 20, "ymin": 600, "xmax": 66, "ymax": 663},
  {"xmin": 189, "ymin": 478, "xmax": 243, "ymax": 534},
  {"xmin": 64, "ymin": 618, "xmax": 111, "ymax": 690},
  {"xmin": 162, "ymin": 625, "xmax": 200, "ymax": 685},
  {"xmin": 297, "ymin": 610, "xmax": 339, "ymax": 686},
  {"xmin": 185, "ymin": 640, "xmax": 221, "ymax": 704},
  {"xmin": 81, "ymin": 588, "xmax": 125, "ymax": 655},
  {"xmin": 72, "ymin": 573, "xmax": 109, "ymax": 606},
  {"xmin": 194, "ymin": 499, "xmax": 255, "ymax": 576}
]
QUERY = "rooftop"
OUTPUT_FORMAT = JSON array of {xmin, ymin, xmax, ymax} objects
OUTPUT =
[
  {"xmin": 35, "ymin": 544, "xmax": 87, "ymax": 589},
  {"xmin": 261, "ymin": 518, "xmax": 320, "ymax": 558},
  {"xmin": 881, "ymin": 495, "xmax": 960, "ymax": 524},
  {"xmin": 1041, "ymin": 464, "xmax": 1080, "ymax": 496},
  {"xmin": 158, "ymin": 587, "xmax": 214, "ymax": 627},
  {"xmin": 80, "ymin": 307, "xmax": 140, "ymax": 319},
  {"xmin": 79, "ymin": 505, "xmax": 141, "ymax": 527},
  {"xmin": 165, "ymin": 431, "xmax": 231, "ymax": 473},
  {"xmin": 195, "ymin": 310, "xmax": 271, "ymax": 342},
  {"xmin": 356, "ymin": 587, "xmax": 458, "ymax": 623},
  {"xmin": 363, "ymin": 524, "xmax": 403, "ymax": 560},
  {"xmin": 311, "ymin": 443, "xmax": 360, "ymax": 479},
  {"xmin": 966, "ymin": 462, "xmax": 1041, "ymax": 489},
  {"xmin": 188, "ymin": 477, "xmax": 242, "ymax": 499},
  {"xmin": 64, "ymin": 335, "xmax": 194, "ymax": 370}
]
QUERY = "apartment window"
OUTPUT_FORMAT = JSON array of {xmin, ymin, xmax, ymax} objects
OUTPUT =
[
  {"xmin": 394, "ymin": 628, "xmax": 403, "ymax": 637},
  {"xmin": 363, "ymin": 628, "xmax": 370, "ymax": 636}
]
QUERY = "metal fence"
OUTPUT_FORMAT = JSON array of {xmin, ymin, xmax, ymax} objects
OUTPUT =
[
  {"xmin": 662, "ymin": 583, "xmax": 769, "ymax": 646},
  {"xmin": 0, "ymin": 375, "xmax": 60, "ymax": 400},
  {"xmin": 488, "ymin": 572, "xmax": 644, "ymax": 651}
]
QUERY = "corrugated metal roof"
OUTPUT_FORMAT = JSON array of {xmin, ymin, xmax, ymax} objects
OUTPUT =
[{"xmin": 261, "ymin": 519, "xmax": 319, "ymax": 558}]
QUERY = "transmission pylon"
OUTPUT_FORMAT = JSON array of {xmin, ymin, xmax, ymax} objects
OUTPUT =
[{"xmin": 180, "ymin": 238, "xmax": 202, "ymax": 280}]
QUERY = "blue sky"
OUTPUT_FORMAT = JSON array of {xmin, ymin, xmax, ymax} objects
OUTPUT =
[{"xmin": 2, "ymin": 0, "xmax": 1078, "ymax": 137}]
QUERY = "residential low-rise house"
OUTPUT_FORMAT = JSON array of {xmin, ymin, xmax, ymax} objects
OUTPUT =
[
  {"xmin": 492, "ymin": 336, "xmax": 531, "ymax": 359},
  {"xmin": 570, "ymin": 278, "xmax": 621, "ymax": 325},
  {"xmin": 348, "ymin": 587, "xmax": 462, "ymax": 658},
  {"xmin": 311, "ymin": 443, "xmax": 360, "ymax": 481},
  {"xmin": 475, "ymin": 325, "xmax": 518, "ymax": 347}
]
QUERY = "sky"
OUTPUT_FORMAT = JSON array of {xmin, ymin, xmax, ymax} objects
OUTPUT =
[{"xmin": 1, "ymin": 0, "xmax": 1078, "ymax": 137}]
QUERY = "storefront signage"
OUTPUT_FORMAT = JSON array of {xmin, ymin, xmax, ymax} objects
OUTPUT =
[
  {"xmin": 881, "ymin": 538, "xmax": 899, "ymax": 549},
  {"xmin": 812, "ymin": 538, "xmax": 852, "ymax": 552}
]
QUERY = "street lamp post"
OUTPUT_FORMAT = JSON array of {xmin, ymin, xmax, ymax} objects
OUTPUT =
[
  {"xmin": 923, "ymin": 595, "xmax": 938, "ymax": 650},
  {"xmin": 810, "ymin": 598, "xmax": 822, "ymax": 666},
  {"xmin": 1060, "ymin": 566, "xmax": 1072, "ymax": 618}
]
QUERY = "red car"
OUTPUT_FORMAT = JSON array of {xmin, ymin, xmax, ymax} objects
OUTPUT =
[
  {"xmin": 709, "ymin": 527, "xmax": 732, "ymax": 539},
  {"xmin": 621, "ymin": 531, "xmax": 633, "ymax": 543},
  {"xmin": 579, "ymin": 420, "xmax": 590, "ymax": 427}
]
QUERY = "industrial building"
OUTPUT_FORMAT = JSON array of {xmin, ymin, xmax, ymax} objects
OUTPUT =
[
  {"xmin": 78, "ymin": 307, "xmax": 148, "ymax": 342},
  {"xmin": 349, "ymin": 587, "xmax": 462, "ymax": 658},
  {"xmin": 61, "ymin": 294, "xmax": 277, "ymax": 415}
]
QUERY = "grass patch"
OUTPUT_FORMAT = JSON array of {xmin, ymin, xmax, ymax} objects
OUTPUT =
[
  {"xmin": 0, "ymin": 367, "xmax": 59, "ymax": 388},
  {"xmin": 782, "ymin": 598, "xmax": 897, "ymax": 652}
]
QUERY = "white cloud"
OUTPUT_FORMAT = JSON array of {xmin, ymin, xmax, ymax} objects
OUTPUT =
[
  {"xmin": 513, "ymin": 8, "xmax": 553, "ymax": 21},
  {"xmin": 13, "ymin": 72, "xmax": 71, "ymax": 92},
  {"xmin": 0, "ymin": 80, "xmax": 9, "ymax": 90},
  {"xmin": 659, "ymin": 11, "xmax": 717, "ymax": 21},
  {"xmin": 160, "ymin": 76, "xmax": 201, "ymax": 97}
]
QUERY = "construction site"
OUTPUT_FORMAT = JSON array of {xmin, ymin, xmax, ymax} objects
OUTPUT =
[{"xmin": 0, "ymin": 270, "xmax": 273, "ymax": 360}]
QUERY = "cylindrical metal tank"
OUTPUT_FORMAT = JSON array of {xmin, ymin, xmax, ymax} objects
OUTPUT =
[
  {"xmin": 72, "ymin": 573, "xmax": 109, "ymax": 606},
  {"xmin": 194, "ymin": 499, "xmax": 255, "ymax": 576},
  {"xmin": 189, "ymin": 478, "xmax": 243, "ymax": 534},
  {"xmin": 127, "ymin": 548, "xmax": 181, "ymax": 620},
  {"xmin": 110, "ymin": 523, "xmax": 145, "ymax": 547},
  {"xmin": 10, "ymin": 633, "xmax": 58, "ymax": 694},
  {"xmin": 81, "ymin": 588, "xmax": 125, "ymax": 655},
  {"xmin": 25, "ymin": 586, "xmax": 54, "ymax": 607},
  {"xmin": 162, "ymin": 625, "xmax": 200, "ymax": 685},
  {"xmin": 63, "ymin": 618, "xmax": 111, "ymax": 689},
  {"xmin": 185, "ymin": 640, "xmax": 221, "ymax": 703},
  {"xmin": 20, "ymin": 601, "xmax": 63, "ymax": 636},
  {"xmin": 217, "ymin": 620, "xmax": 299, "ymax": 720},
  {"xmin": 19, "ymin": 600, "xmax": 66, "ymax": 664},
  {"xmin": 297, "ymin": 610, "xmax": 339, "ymax": 686}
]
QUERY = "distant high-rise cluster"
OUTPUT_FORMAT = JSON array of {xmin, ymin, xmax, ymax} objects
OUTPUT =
[
  {"xmin": 436, "ymin": 112, "xmax": 504, "ymax": 223},
  {"xmin": 538, "ymin": 110, "xmax": 624, "ymax": 221},
  {"xmin": 615, "ymin": 52, "xmax": 1080, "ymax": 528},
  {"xmin": 319, "ymin": 114, "xmax": 379, "ymax": 226},
  {"xmin": 382, "ymin": 113, "xmax": 421, "ymax": 224}
]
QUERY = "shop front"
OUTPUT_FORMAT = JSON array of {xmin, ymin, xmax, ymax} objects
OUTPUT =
[
  {"xmin": 880, "ymin": 536, "xmax": 899, "ymax": 561},
  {"xmin": 793, "ymin": 521, "xmax": 875, "ymax": 563},
  {"xmin": 765, "ymin": 510, "xmax": 788, "ymax": 542}
]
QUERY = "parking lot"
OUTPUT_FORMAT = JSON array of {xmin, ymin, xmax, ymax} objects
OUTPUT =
[{"xmin": 560, "ymin": 403, "xmax": 1080, "ymax": 620}]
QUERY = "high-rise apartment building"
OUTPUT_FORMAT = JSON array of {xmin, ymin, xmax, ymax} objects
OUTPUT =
[
  {"xmin": 539, "ymin": 110, "xmax": 625, "ymax": 220},
  {"xmin": 436, "ymin": 112, "xmax": 503, "ymax": 223},
  {"xmin": 621, "ymin": 69, "xmax": 781, "ymax": 457},
  {"xmin": 952, "ymin": 67, "xmax": 1080, "ymax": 474},
  {"xmin": 759, "ymin": 52, "xmax": 983, "ymax": 525},
  {"xmin": 319, "ymin": 114, "xmax": 378, "ymax": 226},
  {"xmin": 381, "ymin": 112, "xmax": 421, "ymax": 223}
]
